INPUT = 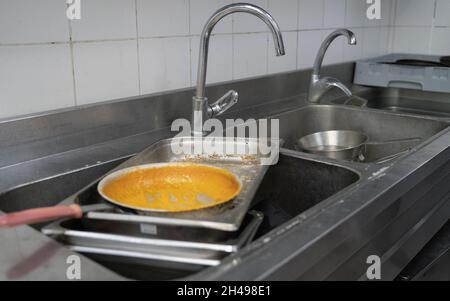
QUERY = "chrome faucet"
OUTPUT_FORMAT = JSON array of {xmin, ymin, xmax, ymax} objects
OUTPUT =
[
  {"xmin": 308, "ymin": 29, "xmax": 357, "ymax": 103},
  {"xmin": 192, "ymin": 3, "xmax": 286, "ymax": 135}
]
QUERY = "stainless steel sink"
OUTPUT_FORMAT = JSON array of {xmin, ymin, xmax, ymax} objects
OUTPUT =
[
  {"xmin": 3, "ymin": 57, "xmax": 450, "ymax": 281},
  {"xmin": 0, "ymin": 99, "xmax": 448, "ymax": 280},
  {"xmin": 0, "ymin": 158, "xmax": 128, "ymax": 229},
  {"xmin": 273, "ymin": 105, "xmax": 449, "ymax": 162},
  {"xmin": 0, "ymin": 153, "xmax": 360, "ymax": 223},
  {"xmin": 0, "ymin": 151, "xmax": 359, "ymax": 280},
  {"xmin": 332, "ymin": 87, "xmax": 450, "ymax": 118},
  {"xmin": 252, "ymin": 152, "xmax": 359, "ymax": 222}
]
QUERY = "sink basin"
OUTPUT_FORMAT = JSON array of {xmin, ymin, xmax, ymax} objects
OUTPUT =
[
  {"xmin": 0, "ymin": 158, "xmax": 127, "ymax": 217},
  {"xmin": 273, "ymin": 105, "xmax": 449, "ymax": 162},
  {"xmin": 252, "ymin": 152, "xmax": 359, "ymax": 233},
  {"xmin": 0, "ymin": 151, "xmax": 358, "ymax": 280},
  {"xmin": 333, "ymin": 87, "xmax": 450, "ymax": 118}
]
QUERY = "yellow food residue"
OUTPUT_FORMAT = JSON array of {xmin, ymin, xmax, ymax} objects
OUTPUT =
[{"xmin": 101, "ymin": 164, "xmax": 241, "ymax": 212}]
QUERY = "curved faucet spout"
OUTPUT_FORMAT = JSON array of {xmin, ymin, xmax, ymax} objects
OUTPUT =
[
  {"xmin": 196, "ymin": 3, "xmax": 285, "ymax": 99},
  {"xmin": 192, "ymin": 3, "xmax": 285, "ymax": 135},
  {"xmin": 308, "ymin": 28, "xmax": 357, "ymax": 103},
  {"xmin": 313, "ymin": 29, "xmax": 356, "ymax": 77}
]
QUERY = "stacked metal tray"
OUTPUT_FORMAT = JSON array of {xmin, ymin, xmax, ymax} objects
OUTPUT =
[
  {"xmin": 58, "ymin": 137, "xmax": 277, "ymax": 231},
  {"xmin": 42, "ymin": 137, "xmax": 275, "ymax": 271},
  {"xmin": 43, "ymin": 210, "xmax": 263, "ymax": 271}
]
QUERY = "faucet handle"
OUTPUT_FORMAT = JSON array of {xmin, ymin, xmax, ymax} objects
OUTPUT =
[
  {"xmin": 208, "ymin": 90, "xmax": 239, "ymax": 117},
  {"xmin": 322, "ymin": 76, "xmax": 353, "ymax": 97}
]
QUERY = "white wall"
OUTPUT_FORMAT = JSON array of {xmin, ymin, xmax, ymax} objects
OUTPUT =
[
  {"xmin": 0, "ymin": 0, "xmax": 396, "ymax": 119},
  {"xmin": 391, "ymin": 0, "xmax": 450, "ymax": 55}
]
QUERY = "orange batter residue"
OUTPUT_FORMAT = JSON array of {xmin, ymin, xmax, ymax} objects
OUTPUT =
[{"xmin": 101, "ymin": 164, "xmax": 241, "ymax": 212}]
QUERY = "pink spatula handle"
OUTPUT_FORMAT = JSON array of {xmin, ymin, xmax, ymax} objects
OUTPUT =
[{"xmin": 0, "ymin": 205, "xmax": 82, "ymax": 227}]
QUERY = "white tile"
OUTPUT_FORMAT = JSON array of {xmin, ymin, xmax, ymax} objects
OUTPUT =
[
  {"xmin": 321, "ymin": 29, "xmax": 345, "ymax": 65},
  {"xmin": 362, "ymin": 27, "xmax": 381, "ymax": 59},
  {"xmin": 268, "ymin": 31, "xmax": 297, "ymax": 73},
  {"xmin": 73, "ymin": 41, "xmax": 139, "ymax": 105},
  {"xmin": 297, "ymin": 30, "xmax": 323, "ymax": 69},
  {"xmin": 392, "ymin": 27, "xmax": 432, "ymax": 54},
  {"xmin": 364, "ymin": 2, "xmax": 381, "ymax": 27},
  {"xmin": 190, "ymin": 0, "xmax": 233, "ymax": 35},
  {"xmin": 343, "ymin": 28, "xmax": 363, "ymax": 62},
  {"xmin": 0, "ymin": 44, "xmax": 74, "ymax": 118},
  {"xmin": 191, "ymin": 35, "xmax": 233, "ymax": 85},
  {"xmin": 139, "ymin": 37, "xmax": 191, "ymax": 94},
  {"xmin": 364, "ymin": 0, "xmax": 391, "ymax": 27},
  {"xmin": 323, "ymin": 0, "xmax": 346, "ymax": 29},
  {"xmin": 435, "ymin": 0, "xmax": 450, "ymax": 27},
  {"xmin": 0, "ymin": 0, "xmax": 69, "ymax": 44},
  {"xmin": 233, "ymin": 33, "xmax": 268, "ymax": 79},
  {"xmin": 268, "ymin": 0, "xmax": 299, "ymax": 31},
  {"xmin": 395, "ymin": 0, "xmax": 435, "ymax": 26},
  {"xmin": 380, "ymin": 0, "xmax": 394, "ymax": 26},
  {"xmin": 378, "ymin": 27, "xmax": 390, "ymax": 56},
  {"xmin": 345, "ymin": 0, "xmax": 366, "ymax": 28},
  {"xmin": 137, "ymin": 0, "xmax": 189, "ymax": 37},
  {"xmin": 430, "ymin": 27, "xmax": 450, "ymax": 55},
  {"xmin": 71, "ymin": 0, "xmax": 137, "ymax": 41},
  {"xmin": 298, "ymin": 0, "xmax": 324, "ymax": 30},
  {"xmin": 233, "ymin": 0, "xmax": 269, "ymax": 33}
]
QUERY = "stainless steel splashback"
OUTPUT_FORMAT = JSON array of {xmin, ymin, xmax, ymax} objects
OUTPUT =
[{"xmin": 0, "ymin": 63, "xmax": 354, "ymax": 168}]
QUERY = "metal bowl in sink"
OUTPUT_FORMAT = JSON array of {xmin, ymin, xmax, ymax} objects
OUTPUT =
[{"xmin": 296, "ymin": 130, "xmax": 368, "ymax": 161}]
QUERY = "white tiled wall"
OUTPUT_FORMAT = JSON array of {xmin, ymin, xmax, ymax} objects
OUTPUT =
[
  {"xmin": 0, "ymin": 44, "xmax": 74, "ymax": 117},
  {"xmin": 140, "ymin": 37, "xmax": 191, "ymax": 94},
  {"xmin": 73, "ymin": 40, "xmax": 140, "ymax": 105},
  {"xmin": 0, "ymin": 0, "xmax": 406, "ymax": 119},
  {"xmin": 391, "ymin": 0, "xmax": 450, "ymax": 55}
]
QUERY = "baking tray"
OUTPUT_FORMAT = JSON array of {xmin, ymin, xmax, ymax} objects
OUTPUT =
[
  {"xmin": 42, "ymin": 210, "xmax": 263, "ymax": 255},
  {"xmin": 69, "ymin": 246, "xmax": 221, "ymax": 271},
  {"xmin": 43, "ymin": 211, "xmax": 263, "ymax": 270},
  {"xmin": 59, "ymin": 137, "xmax": 278, "ymax": 231}
]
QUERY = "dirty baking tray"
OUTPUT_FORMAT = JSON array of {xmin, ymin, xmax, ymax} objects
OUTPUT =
[{"xmin": 59, "ymin": 137, "xmax": 278, "ymax": 231}]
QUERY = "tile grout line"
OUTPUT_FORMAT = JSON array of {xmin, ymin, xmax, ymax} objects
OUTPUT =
[
  {"xmin": 342, "ymin": 0, "xmax": 348, "ymax": 61},
  {"xmin": 231, "ymin": 9, "xmax": 240, "ymax": 79},
  {"xmin": 295, "ymin": 0, "xmax": 300, "ymax": 70},
  {"xmin": 361, "ymin": 0, "xmax": 368, "ymax": 45},
  {"xmin": 0, "ymin": 26, "xmax": 399, "ymax": 48},
  {"xmin": 188, "ymin": 0, "xmax": 193, "ymax": 89},
  {"xmin": 231, "ymin": 2, "xmax": 235, "ymax": 81},
  {"xmin": 134, "ymin": 0, "xmax": 142, "ymax": 95},
  {"xmin": 385, "ymin": 0, "xmax": 393, "ymax": 54},
  {"xmin": 321, "ymin": 0, "xmax": 325, "ymax": 30},
  {"xmin": 428, "ymin": 0, "xmax": 438, "ymax": 55},
  {"xmin": 389, "ymin": 0, "xmax": 398, "ymax": 53},
  {"xmin": 67, "ymin": 5, "xmax": 78, "ymax": 106},
  {"xmin": 231, "ymin": 0, "xmax": 236, "ymax": 80}
]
